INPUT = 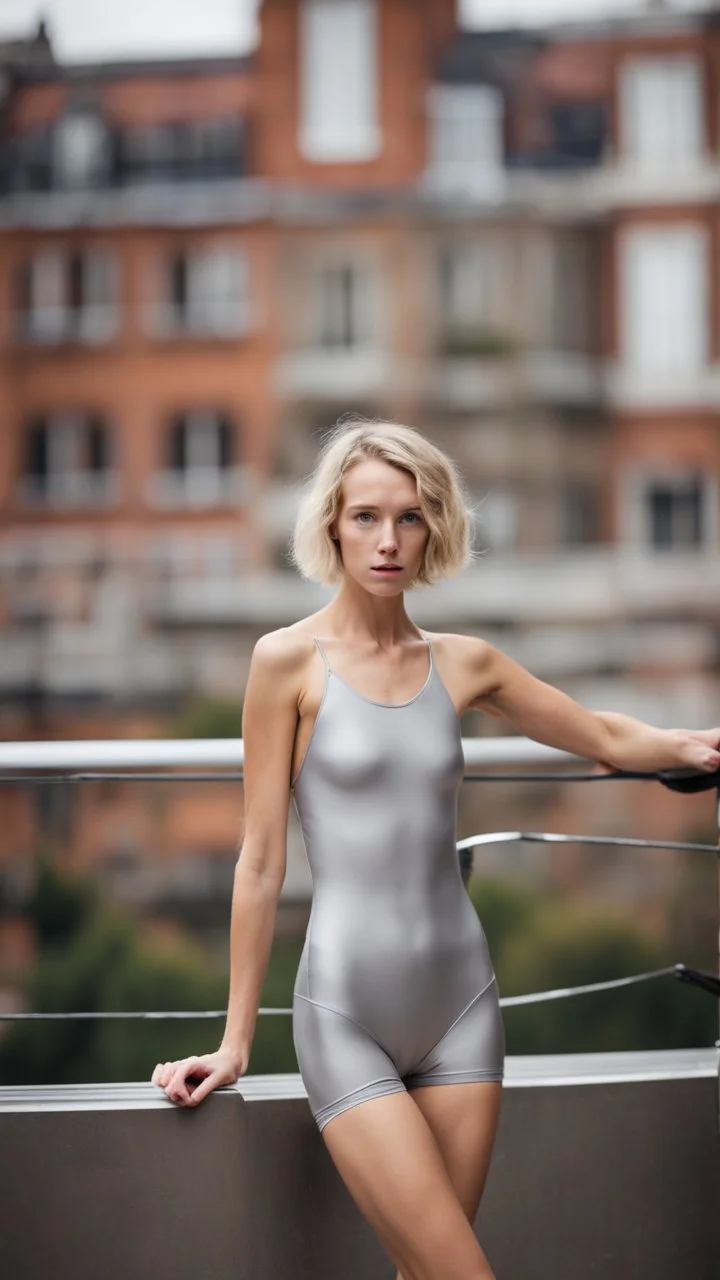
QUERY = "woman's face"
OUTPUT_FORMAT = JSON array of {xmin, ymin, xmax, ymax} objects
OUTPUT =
[{"xmin": 331, "ymin": 458, "xmax": 430, "ymax": 594}]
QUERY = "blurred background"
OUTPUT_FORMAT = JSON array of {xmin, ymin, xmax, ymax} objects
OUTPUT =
[{"xmin": 0, "ymin": 0, "xmax": 718, "ymax": 1085}]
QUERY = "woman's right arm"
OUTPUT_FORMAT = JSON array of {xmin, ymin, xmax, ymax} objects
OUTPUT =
[
  {"xmin": 218, "ymin": 630, "xmax": 302, "ymax": 1062},
  {"xmin": 151, "ymin": 629, "xmax": 303, "ymax": 1106}
]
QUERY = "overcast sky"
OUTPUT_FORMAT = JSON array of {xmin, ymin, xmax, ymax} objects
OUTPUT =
[{"xmin": 0, "ymin": 0, "xmax": 709, "ymax": 63}]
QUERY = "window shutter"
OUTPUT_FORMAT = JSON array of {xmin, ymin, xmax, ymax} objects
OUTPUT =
[
  {"xmin": 24, "ymin": 418, "xmax": 49, "ymax": 481},
  {"xmin": 87, "ymin": 417, "xmax": 110, "ymax": 473},
  {"xmin": 168, "ymin": 415, "xmax": 187, "ymax": 472}
]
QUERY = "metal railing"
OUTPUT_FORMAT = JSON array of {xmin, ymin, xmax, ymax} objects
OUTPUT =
[{"xmin": 0, "ymin": 736, "xmax": 718, "ymax": 1027}]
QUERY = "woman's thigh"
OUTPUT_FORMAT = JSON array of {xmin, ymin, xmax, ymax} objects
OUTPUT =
[
  {"xmin": 408, "ymin": 1081, "xmax": 503, "ymax": 1221},
  {"xmin": 321, "ymin": 1089, "xmax": 496, "ymax": 1280}
]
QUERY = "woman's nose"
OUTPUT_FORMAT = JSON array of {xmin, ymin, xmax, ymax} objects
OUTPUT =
[{"xmin": 378, "ymin": 522, "xmax": 398, "ymax": 550}]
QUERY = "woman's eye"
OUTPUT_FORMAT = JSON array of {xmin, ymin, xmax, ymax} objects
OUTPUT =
[
  {"xmin": 355, "ymin": 512, "xmax": 374, "ymax": 523},
  {"xmin": 401, "ymin": 512, "xmax": 420, "ymax": 523}
]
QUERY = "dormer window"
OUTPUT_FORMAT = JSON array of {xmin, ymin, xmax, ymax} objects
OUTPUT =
[{"xmin": 53, "ymin": 111, "xmax": 111, "ymax": 189}]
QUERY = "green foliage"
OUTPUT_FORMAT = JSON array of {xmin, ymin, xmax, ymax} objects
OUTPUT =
[
  {"xmin": 468, "ymin": 873, "xmax": 715, "ymax": 1056},
  {"xmin": 0, "ymin": 853, "xmax": 229, "ymax": 1085},
  {"xmin": 440, "ymin": 327, "xmax": 518, "ymax": 359},
  {"xmin": 26, "ymin": 846, "xmax": 97, "ymax": 947},
  {"xmin": 2, "ymin": 850, "xmax": 714, "ymax": 1084},
  {"xmin": 167, "ymin": 695, "xmax": 243, "ymax": 740}
]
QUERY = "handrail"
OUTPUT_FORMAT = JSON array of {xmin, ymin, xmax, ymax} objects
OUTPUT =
[{"xmin": 0, "ymin": 737, "xmax": 583, "ymax": 772}]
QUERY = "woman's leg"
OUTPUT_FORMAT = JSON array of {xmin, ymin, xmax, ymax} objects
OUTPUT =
[
  {"xmin": 409, "ymin": 1081, "xmax": 502, "ymax": 1220},
  {"xmin": 391, "ymin": 1082, "xmax": 503, "ymax": 1279},
  {"xmin": 321, "ymin": 1088, "xmax": 497, "ymax": 1280}
]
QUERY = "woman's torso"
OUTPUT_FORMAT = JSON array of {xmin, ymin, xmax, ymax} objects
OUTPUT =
[{"xmin": 290, "ymin": 636, "xmax": 495, "ymax": 1073}]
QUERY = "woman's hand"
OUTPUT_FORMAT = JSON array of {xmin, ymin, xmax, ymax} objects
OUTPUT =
[
  {"xmin": 670, "ymin": 727, "xmax": 720, "ymax": 773},
  {"xmin": 151, "ymin": 1045, "xmax": 248, "ymax": 1107}
]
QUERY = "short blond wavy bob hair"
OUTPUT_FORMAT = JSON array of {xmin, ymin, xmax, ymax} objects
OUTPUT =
[{"xmin": 290, "ymin": 417, "xmax": 475, "ymax": 587}]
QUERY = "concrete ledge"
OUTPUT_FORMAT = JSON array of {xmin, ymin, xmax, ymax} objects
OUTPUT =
[{"xmin": 1, "ymin": 1050, "xmax": 718, "ymax": 1280}]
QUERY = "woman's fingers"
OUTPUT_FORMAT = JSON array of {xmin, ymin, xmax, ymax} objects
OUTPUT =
[
  {"xmin": 167, "ymin": 1057, "xmax": 205, "ymax": 1105},
  {"xmin": 184, "ymin": 1071, "xmax": 220, "ymax": 1106},
  {"xmin": 150, "ymin": 1056, "xmax": 202, "ymax": 1104}
]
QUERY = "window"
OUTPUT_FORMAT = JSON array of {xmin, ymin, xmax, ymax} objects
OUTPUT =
[
  {"xmin": 439, "ymin": 245, "xmax": 489, "ymax": 335},
  {"xmin": 154, "ymin": 411, "xmax": 244, "ymax": 507},
  {"xmin": 121, "ymin": 117, "xmax": 244, "ymax": 182},
  {"xmin": 315, "ymin": 262, "xmax": 370, "ymax": 349},
  {"xmin": 645, "ymin": 476, "xmax": 707, "ymax": 550},
  {"xmin": 621, "ymin": 226, "xmax": 707, "ymax": 378},
  {"xmin": 620, "ymin": 57, "xmax": 703, "ymax": 166},
  {"xmin": 561, "ymin": 481, "xmax": 600, "ymax": 546},
  {"xmin": 19, "ymin": 413, "xmax": 115, "ymax": 507},
  {"xmin": 14, "ymin": 247, "xmax": 119, "ymax": 345},
  {"xmin": 300, "ymin": 0, "xmax": 380, "ymax": 161},
  {"xmin": 52, "ymin": 112, "xmax": 111, "ymax": 188},
  {"xmin": 427, "ymin": 85, "xmax": 504, "ymax": 188},
  {"xmin": 157, "ymin": 247, "xmax": 250, "ymax": 337},
  {"xmin": 437, "ymin": 242, "xmax": 513, "ymax": 355}
]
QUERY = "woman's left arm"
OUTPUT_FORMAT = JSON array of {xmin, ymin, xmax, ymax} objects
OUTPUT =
[{"xmin": 471, "ymin": 644, "xmax": 720, "ymax": 774}]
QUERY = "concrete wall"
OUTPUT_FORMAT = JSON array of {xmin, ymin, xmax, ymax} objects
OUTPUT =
[{"xmin": 1, "ymin": 1054, "xmax": 718, "ymax": 1280}]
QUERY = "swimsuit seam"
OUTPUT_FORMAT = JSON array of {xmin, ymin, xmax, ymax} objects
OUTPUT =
[
  {"xmin": 313, "ymin": 1076, "xmax": 404, "ymax": 1122},
  {"xmin": 294, "ymin": 992, "xmax": 393, "ymax": 1058},
  {"xmin": 411, "ymin": 974, "xmax": 498, "ymax": 1072}
]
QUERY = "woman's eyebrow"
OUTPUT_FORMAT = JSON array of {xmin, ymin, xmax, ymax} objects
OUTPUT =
[{"xmin": 346, "ymin": 504, "xmax": 423, "ymax": 513}]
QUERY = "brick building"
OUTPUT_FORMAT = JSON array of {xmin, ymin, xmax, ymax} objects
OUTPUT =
[{"xmin": 0, "ymin": 3, "xmax": 719, "ymax": 941}]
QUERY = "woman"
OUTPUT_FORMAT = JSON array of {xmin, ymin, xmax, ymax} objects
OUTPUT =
[{"xmin": 152, "ymin": 419, "xmax": 720, "ymax": 1280}]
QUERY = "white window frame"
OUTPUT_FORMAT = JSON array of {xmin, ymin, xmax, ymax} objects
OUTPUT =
[
  {"xmin": 19, "ymin": 247, "xmax": 119, "ymax": 345},
  {"xmin": 620, "ymin": 467, "xmax": 717, "ymax": 551},
  {"xmin": 19, "ymin": 411, "xmax": 116, "ymax": 508},
  {"xmin": 313, "ymin": 257, "xmax": 375, "ymax": 351},
  {"xmin": 426, "ymin": 84, "xmax": 504, "ymax": 191},
  {"xmin": 155, "ymin": 246, "xmax": 251, "ymax": 338},
  {"xmin": 52, "ymin": 112, "xmax": 111, "ymax": 188},
  {"xmin": 152, "ymin": 411, "xmax": 249, "ymax": 508},
  {"xmin": 619, "ymin": 55, "xmax": 704, "ymax": 167},
  {"xmin": 620, "ymin": 224, "xmax": 708, "ymax": 382},
  {"xmin": 299, "ymin": 0, "xmax": 381, "ymax": 162}
]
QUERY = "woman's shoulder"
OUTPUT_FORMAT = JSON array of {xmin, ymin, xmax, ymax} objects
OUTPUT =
[
  {"xmin": 423, "ymin": 630, "xmax": 493, "ymax": 663},
  {"xmin": 251, "ymin": 625, "xmax": 318, "ymax": 677}
]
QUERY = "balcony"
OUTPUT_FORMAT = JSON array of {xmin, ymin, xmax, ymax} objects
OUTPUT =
[
  {"xmin": 274, "ymin": 346, "xmax": 398, "ymax": 400},
  {"xmin": 146, "ymin": 466, "xmax": 252, "ymax": 510},
  {"xmin": 0, "ymin": 735, "xmax": 717, "ymax": 1278},
  {"xmin": 431, "ymin": 347, "xmax": 602, "ymax": 410},
  {"xmin": 13, "ymin": 304, "xmax": 119, "ymax": 346}
]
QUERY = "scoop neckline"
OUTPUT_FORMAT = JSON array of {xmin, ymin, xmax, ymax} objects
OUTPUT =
[{"xmin": 313, "ymin": 636, "xmax": 434, "ymax": 709}]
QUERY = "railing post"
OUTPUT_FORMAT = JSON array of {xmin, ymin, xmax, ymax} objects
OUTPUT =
[{"xmin": 712, "ymin": 778, "xmax": 717, "ymax": 1131}]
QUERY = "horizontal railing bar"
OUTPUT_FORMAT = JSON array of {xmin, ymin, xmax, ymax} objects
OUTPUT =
[
  {"xmin": 0, "ymin": 737, "xmax": 581, "ymax": 772},
  {"xmin": 0, "ymin": 769, "xmax": 683, "ymax": 786},
  {"xmin": 0, "ymin": 964, "xmax": 693, "ymax": 1021},
  {"xmin": 457, "ymin": 832, "xmax": 718, "ymax": 854}
]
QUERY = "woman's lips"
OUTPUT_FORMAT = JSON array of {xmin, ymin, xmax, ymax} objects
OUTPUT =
[{"xmin": 371, "ymin": 566, "xmax": 402, "ymax": 573}]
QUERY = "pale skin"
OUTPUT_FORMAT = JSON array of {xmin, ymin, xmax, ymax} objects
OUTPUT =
[{"xmin": 152, "ymin": 457, "xmax": 720, "ymax": 1280}]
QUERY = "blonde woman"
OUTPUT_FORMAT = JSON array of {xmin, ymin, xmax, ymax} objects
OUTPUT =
[{"xmin": 152, "ymin": 419, "xmax": 720, "ymax": 1280}]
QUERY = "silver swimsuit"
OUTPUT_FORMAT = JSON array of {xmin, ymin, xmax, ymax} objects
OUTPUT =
[{"xmin": 291, "ymin": 636, "xmax": 505, "ymax": 1132}]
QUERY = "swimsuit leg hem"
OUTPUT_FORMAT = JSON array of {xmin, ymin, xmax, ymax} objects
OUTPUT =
[
  {"xmin": 405, "ymin": 1068, "xmax": 504, "ymax": 1090},
  {"xmin": 314, "ymin": 1077, "xmax": 407, "ymax": 1132}
]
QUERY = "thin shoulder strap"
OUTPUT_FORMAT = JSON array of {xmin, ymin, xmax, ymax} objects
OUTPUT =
[
  {"xmin": 422, "ymin": 634, "xmax": 434, "ymax": 671},
  {"xmin": 312, "ymin": 636, "xmax": 331, "ymax": 671}
]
